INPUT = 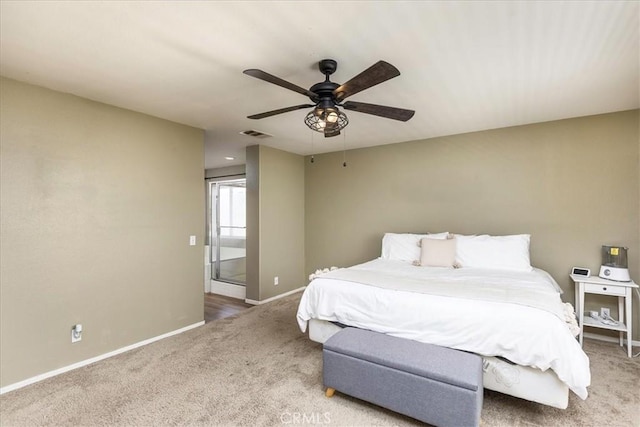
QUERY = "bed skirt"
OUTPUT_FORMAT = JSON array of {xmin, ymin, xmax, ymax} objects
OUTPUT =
[{"xmin": 308, "ymin": 318, "xmax": 569, "ymax": 409}]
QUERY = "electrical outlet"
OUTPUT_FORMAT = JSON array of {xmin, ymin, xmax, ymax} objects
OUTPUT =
[
  {"xmin": 71, "ymin": 324, "xmax": 82, "ymax": 343},
  {"xmin": 274, "ymin": 276, "xmax": 279, "ymax": 286},
  {"xmin": 600, "ymin": 307, "xmax": 611, "ymax": 318}
]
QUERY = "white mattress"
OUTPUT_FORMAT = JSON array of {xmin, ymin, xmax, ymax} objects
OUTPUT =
[
  {"xmin": 297, "ymin": 258, "xmax": 590, "ymax": 401},
  {"xmin": 308, "ymin": 319, "xmax": 569, "ymax": 409}
]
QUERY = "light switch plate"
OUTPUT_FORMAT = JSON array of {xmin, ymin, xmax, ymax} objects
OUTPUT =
[{"xmin": 189, "ymin": 235, "xmax": 196, "ymax": 246}]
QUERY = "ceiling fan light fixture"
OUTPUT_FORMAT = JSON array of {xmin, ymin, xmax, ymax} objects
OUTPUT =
[{"xmin": 304, "ymin": 107, "xmax": 348, "ymax": 133}]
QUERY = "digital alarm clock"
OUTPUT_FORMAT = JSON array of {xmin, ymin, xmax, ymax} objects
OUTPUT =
[{"xmin": 571, "ymin": 267, "xmax": 591, "ymax": 277}]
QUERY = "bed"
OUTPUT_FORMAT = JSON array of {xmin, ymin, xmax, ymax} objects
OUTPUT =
[{"xmin": 296, "ymin": 233, "xmax": 591, "ymax": 409}]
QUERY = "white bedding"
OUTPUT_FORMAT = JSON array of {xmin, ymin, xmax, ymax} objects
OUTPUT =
[{"xmin": 296, "ymin": 258, "xmax": 591, "ymax": 400}]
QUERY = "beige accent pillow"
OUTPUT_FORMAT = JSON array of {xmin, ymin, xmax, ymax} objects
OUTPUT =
[{"xmin": 419, "ymin": 237, "xmax": 457, "ymax": 268}]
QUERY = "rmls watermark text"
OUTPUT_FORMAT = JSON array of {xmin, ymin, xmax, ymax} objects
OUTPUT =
[{"xmin": 280, "ymin": 412, "xmax": 331, "ymax": 424}]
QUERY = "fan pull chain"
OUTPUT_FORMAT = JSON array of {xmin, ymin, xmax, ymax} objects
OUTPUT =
[
  {"xmin": 342, "ymin": 129, "xmax": 347, "ymax": 167},
  {"xmin": 310, "ymin": 130, "xmax": 315, "ymax": 163}
]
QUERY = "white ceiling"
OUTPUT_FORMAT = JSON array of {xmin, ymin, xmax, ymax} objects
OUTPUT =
[{"xmin": 1, "ymin": 1, "xmax": 638, "ymax": 169}]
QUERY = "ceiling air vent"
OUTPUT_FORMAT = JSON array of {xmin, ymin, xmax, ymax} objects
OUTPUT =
[{"xmin": 240, "ymin": 130, "xmax": 272, "ymax": 139}]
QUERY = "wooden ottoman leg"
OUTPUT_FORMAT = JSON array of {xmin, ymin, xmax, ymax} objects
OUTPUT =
[{"xmin": 325, "ymin": 387, "xmax": 335, "ymax": 397}]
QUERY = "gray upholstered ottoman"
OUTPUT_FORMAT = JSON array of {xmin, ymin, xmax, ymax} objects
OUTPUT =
[{"xmin": 323, "ymin": 328, "xmax": 483, "ymax": 427}]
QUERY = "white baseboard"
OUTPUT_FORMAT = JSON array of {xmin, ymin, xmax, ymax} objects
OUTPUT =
[
  {"xmin": 245, "ymin": 286, "xmax": 306, "ymax": 305},
  {"xmin": 210, "ymin": 280, "xmax": 246, "ymax": 299},
  {"xmin": 0, "ymin": 321, "xmax": 205, "ymax": 395},
  {"xmin": 583, "ymin": 331, "xmax": 640, "ymax": 347}
]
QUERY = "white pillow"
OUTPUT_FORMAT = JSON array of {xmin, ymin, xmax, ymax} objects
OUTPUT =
[
  {"xmin": 423, "ymin": 232, "xmax": 450, "ymax": 240},
  {"xmin": 381, "ymin": 232, "xmax": 449, "ymax": 262},
  {"xmin": 455, "ymin": 234, "xmax": 533, "ymax": 271}
]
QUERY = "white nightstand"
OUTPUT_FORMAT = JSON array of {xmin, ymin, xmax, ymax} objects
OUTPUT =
[{"xmin": 570, "ymin": 274, "xmax": 638, "ymax": 357}]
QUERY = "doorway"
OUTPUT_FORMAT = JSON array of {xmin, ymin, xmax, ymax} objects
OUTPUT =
[{"xmin": 206, "ymin": 178, "xmax": 246, "ymax": 296}]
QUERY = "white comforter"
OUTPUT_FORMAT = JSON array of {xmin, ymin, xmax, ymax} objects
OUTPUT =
[{"xmin": 296, "ymin": 259, "xmax": 591, "ymax": 399}]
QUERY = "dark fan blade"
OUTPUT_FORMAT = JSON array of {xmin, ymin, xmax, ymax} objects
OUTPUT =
[
  {"xmin": 243, "ymin": 69, "xmax": 318, "ymax": 101},
  {"xmin": 333, "ymin": 61, "xmax": 400, "ymax": 101},
  {"xmin": 342, "ymin": 101, "xmax": 415, "ymax": 121},
  {"xmin": 324, "ymin": 128, "xmax": 341, "ymax": 138},
  {"xmin": 248, "ymin": 104, "xmax": 314, "ymax": 120}
]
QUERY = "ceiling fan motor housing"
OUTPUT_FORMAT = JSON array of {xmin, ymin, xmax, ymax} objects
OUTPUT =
[{"xmin": 310, "ymin": 59, "xmax": 340, "ymax": 106}]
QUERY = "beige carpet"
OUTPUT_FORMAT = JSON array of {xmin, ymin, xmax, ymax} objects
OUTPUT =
[{"xmin": 1, "ymin": 292, "xmax": 639, "ymax": 426}]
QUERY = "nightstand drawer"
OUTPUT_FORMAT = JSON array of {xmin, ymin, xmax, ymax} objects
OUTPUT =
[{"xmin": 584, "ymin": 283, "xmax": 626, "ymax": 296}]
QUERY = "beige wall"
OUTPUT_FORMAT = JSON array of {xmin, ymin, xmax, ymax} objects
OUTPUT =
[
  {"xmin": 246, "ymin": 145, "xmax": 260, "ymax": 300},
  {"xmin": 305, "ymin": 110, "xmax": 640, "ymax": 339},
  {"xmin": 205, "ymin": 164, "xmax": 246, "ymax": 179},
  {"xmin": 246, "ymin": 145, "xmax": 305, "ymax": 301},
  {"xmin": 0, "ymin": 78, "xmax": 205, "ymax": 387}
]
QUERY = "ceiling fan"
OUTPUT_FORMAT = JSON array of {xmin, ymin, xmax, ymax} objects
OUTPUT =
[{"xmin": 243, "ymin": 59, "xmax": 415, "ymax": 138}]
